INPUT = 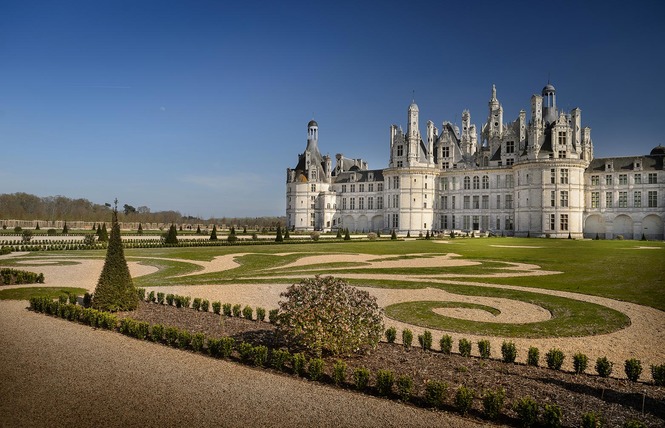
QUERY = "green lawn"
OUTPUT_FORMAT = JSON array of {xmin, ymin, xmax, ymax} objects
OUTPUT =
[{"xmin": 0, "ymin": 287, "xmax": 87, "ymax": 301}]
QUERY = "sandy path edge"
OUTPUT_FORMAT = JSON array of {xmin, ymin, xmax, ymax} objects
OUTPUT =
[{"xmin": 0, "ymin": 300, "xmax": 490, "ymax": 428}]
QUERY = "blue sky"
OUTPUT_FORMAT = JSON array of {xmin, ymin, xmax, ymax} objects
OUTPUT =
[{"xmin": 2, "ymin": 0, "xmax": 664, "ymax": 218}]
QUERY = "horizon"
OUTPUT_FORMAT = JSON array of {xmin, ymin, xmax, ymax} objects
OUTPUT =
[{"xmin": 2, "ymin": 1, "xmax": 664, "ymax": 217}]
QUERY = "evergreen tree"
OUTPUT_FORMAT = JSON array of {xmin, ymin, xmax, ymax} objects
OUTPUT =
[
  {"xmin": 165, "ymin": 224, "xmax": 178, "ymax": 244},
  {"xmin": 275, "ymin": 225, "xmax": 284, "ymax": 242},
  {"xmin": 227, "ymin": 226, "xmax": 237, "ymax": 243},
  {"xmin": 406, "ymin": 230, "xmax": 411, "ymax": 238},
  {"xmin": 179, "ymin": 225, "xmax": 183, "ymax": 231},
  {"xmin": 344, "ymin": 229, "xmax": 351, "ymax": 241},
  {"xmin": 391, "ymin": 230, "xmax": 397, "ymax": 240},
  {"xmin": 62, "ymin": 222, "xmax": 69, "ymax": 234},
  {"xmin": 210, "ymin": 225, "xmax": 218, "ymax": 240},
  {"xmin": 137, "ymin": 223, "xmax": 143, "ymax": 235},
  {"xmin": 376, "ymin": 230, "xmax": 381, "ymax": 238},
  {"xmin": 426, "ymin": 230, "xmax": 430, "ymax": 240},
  {"xmin": 35, "ymin": 222, "xmax": 40, "ymax": 230},
  {"xmin": 336, "ymin": 228, "xmax": 342, "ymax": 239},
  {"xmin": 98, "ymin": 223, "xmax": 109, "ymax": 242},
  {"xmin": 284, "ymin": 228, "xmax": 290, "ymax": 239},
  {"xmin": 196, "ymin": 225, "xmax": 201, "ymax": 234},
  {"xmin": 96, "ymin": 224, "xmax": 101, "ymax": 236},
  {"xmin": 243, "ymin": 226, "xmax": 247, "ymax": 234},
  {"xmin": 92, "ymin": 202, "xmax": 138, "ymax": 312},
  {"xmin": 92, "ymin": 223, "xmax": 97, "ymax": 231}
]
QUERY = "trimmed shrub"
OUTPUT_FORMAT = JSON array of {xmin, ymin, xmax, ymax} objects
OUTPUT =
[
  {"xmin": 212, "ymin": 301, "xmax": 221, "ymax": 315},
  {"xmin": 581, "ymin": 411, "xmax": 603, "ymax": 428},
  {"xmin": 546, "ymin": 348, "xmax": 565, "ymax": 370},
  {"xmin": 150, "ymin": 324, "xmax": 165, "ymax": 342},
  {"xmin": 59, "ymin": 294, "xmax": 68, "ymax": 304},
  {"xmin": 147, "ymin": 290, "xmax": 155, "ymax": 303},
  {"xmin": 425, "ymin": 380, "xmax": 447, "ymax": 408},
  {"xmin": 652, "ymin": 364, "xmax": 665, "ymax": 386},
  {"xmin": 527, "ymin": 347, "xmax": 540, "ymax": 367},
  {"xmin": 252, "ymin": 345, "xmax": 269, "ymax": 367},
  {"xmin": 166, "ymin": 294, "xmax": 175, "ymax": 306},
  {"xmin": 482, "ymin": 387, "xmax": 506, "ymax": 420},
  {"xmin": 268, "ymin": 309, "xmax": 279, "ymax": 324},
  {"xmin": 177, "ymin": 330, "xmax": 192, "ymax": 349},
  {"xmin": 478, "ymin": 339, "xmax": 491, "ymax": 359},
  {"xmin": 596, "ymin": 357, "xmax": 614, "ymax": 377},
  {"xmin": 242, "ymin": 305, "xmax": 253, "ymax": 320},
  {"xmin": 514, "ymin": 396, "xmax": 539, "ymax": 428},
  {"xmin": 157, "ymin": 292, "xmax": 165, "ymax": 304},
  {"xmin": 353, "ymin": 366, "xmax": 370, "ymax": 390},
  {"xmin": 573, "ymin": 352, "xmax": 589, "ymax": 374},
  {"xmin": 136, "ymin": 288, "xmax": 146, "ymax": 301},
  {"xmin": 542, "ymin": 403, "xmax": 563, "ymax": 428},
  {"xmin": 439, "ymin": 334, "xmax": 453, "ymax": 355},
  {"xmin": 455, "ymin": 386, "xmax": 475, "ymax": 415},
  {"xmin": 200, "ymin": 299, "xmax": 209, "ymax": 312},
  {"xmin": 256, "ymin": 307, "xmax": 266, "ymax": 321},
  {"xmin": 623, "ymin": 420, "xmax": 646, "ymax": 428},
  {"xmin": 83, "ymin": 292, "xmax": 93, "ymax": 307},
  {"xmin": 191, "ymin": 332, "xmax": 205, "ymax": 352},
  {"xmin": 238, "ymin": 342, "xmax": 254, "ymax": 363},
  {"xmin": 308, "ymin": 358, "xmax": 324, "ymax": 380},
  {"xmin": 223, "ymin": 303, "xmax": 232, "ymax": 316},
  {"xmin": 396, "ymin": 375, "xmax": 413, "ymax": 401},
  {"xmin": 385, "ymin": 326, "xmax": 397, "ymax": 343},
  {"xmin": 292, "ymin": 352, "xmax": 307, "ymax": 376},
  {"xmin": 218, "ymin": 337, "xmax": 235, "ymax": 358},
  {"xmin": 332, "ymin": 360, "xmax": 347, "ymax": 385},
  {"xmin": 402, "ymin": 329, "xmax": 413, "ymax": 349},
  {"xmin": 624, "ymin": 359, "xmax": 642, "ymax": 382},
  {"xmin": 92, "ymin": 208, "xmax": 138, "ymax": 312},
  {"xmin": 418, "ymin": 330, "xmax": 433, "ymax": 351},
  {"xmin": 192, "ymin": 298, "xmax": 202, "ymax": 311},
  {"xmin": 68, "ymin": 293, "xmax": 78, "ymax": 305},
  {"xmin": 276, "ymin": 276, "xmax": 383, "ymax": 357},
  {"xmin": 232, "ymin": 304, "xmax": 242, "ymax": 317},
  {"xmin": 164, "ymin": 327, "xmax": 179, "ymax": 347},
  {"xmin": 375, "ymin": 369, "xmax": 394, "ymax": 396},
  {"xmin": 181, "ymin": 296, "xmax": 191, "ymax": 308},
  {"xmin": 501, "ymin": 341, "xmax": 517, "ymax": 363},
  {"xmin": 459, "ymin": 338, "xmax": 472, "ymax": 357},
  {"xmin": 270, "ymin": 349, "xmax": 290, "ymax": 370}
]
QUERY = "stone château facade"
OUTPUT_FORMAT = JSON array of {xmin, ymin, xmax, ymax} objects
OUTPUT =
[{"xmin": 286, "ymin": 84, "xmax": 665, "ymax": 240}]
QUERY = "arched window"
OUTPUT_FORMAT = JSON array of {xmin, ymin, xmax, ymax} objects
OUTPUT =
[
  {"xmin": 473, "ymin": 176, "xmax": 480, "ymax": 190},
  {"xmin": 482, "ymin": 175, "xmax": 489, "ymax": 189},
  {"xmin": 463, "ymin": 176, "xmax": 471, "ymax": 190}
]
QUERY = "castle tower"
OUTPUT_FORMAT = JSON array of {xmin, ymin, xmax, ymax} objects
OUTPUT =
[
  {"xmin": 488, "ymin": 84, "xmax": 503, "ymax": 139},
  {"xmin": 542, "ymin": 83, "xmax": 557, "ymax": 125},
  {"xmin": 407, "ymin": 102, "xmax": 420, "ymax": 165}
]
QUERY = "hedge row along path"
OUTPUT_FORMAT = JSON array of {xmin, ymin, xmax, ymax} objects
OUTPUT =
[{"xmin": 2, "ymin": 250, "xmax": 664, "ymax": 379}]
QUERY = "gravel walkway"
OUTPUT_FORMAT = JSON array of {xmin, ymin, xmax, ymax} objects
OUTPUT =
[{"xmin": 0, "ymin": 300, "xmax": 490, "ymax": 428}]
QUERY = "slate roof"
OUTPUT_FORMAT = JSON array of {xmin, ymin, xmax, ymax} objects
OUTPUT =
[{"xmin": 586, "ymin": 154, "xmax": 664, "ymax": 172}]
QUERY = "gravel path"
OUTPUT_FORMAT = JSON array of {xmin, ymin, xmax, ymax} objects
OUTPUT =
[{"xmin": 0, "ymin": 300, "xmax": 489, "ymax": 428}]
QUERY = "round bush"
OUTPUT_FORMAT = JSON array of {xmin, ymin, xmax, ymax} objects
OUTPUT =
[{"xmin": 276, "ymin": 276, "xmax": 384, "ymax": 356}]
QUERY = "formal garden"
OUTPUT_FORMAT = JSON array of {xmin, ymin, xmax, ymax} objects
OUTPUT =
[{"xmin": 1, "ymin": 223, "xmax": 664, "ymax": 427}]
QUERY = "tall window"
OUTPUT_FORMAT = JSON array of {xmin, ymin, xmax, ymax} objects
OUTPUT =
[
  {"xmin": 558, "ymin": 131, "xmax": 566, "ymax": 145},
  {"xmin": 506, "ymin": 175, "xmax": 514, "ymax": 188},
  {"xmin": 350, "ymin": 184, "xmax": 355, "ymax": 192},
  {"xmin": 618, "ymin": 175, "xmax": 627, "ymax": 185},
  {"xmin": 605, "ymin": 192, "xmax": 613, "ymax": 208},
  {"xmin": 482, "ymin": 175, "xmax": 489, "ymax": 189},
  {"xmin": 311, "ymin": 184, "xmax": 316, "ymax": 192},
  {"xmin": 391, "ymin": 213, "xmax": 399, "ymax": 228},
  {"xmin": 505, "ymin": 216, "xmax": 514, "ymax": 230},
  {"xmin": 618, "ymin": 192, "xmax": 627, "ymax": 208},
  {"xmin": 496, "ymin": 195, "xmax": 501, "ymax": 209},
  {"xmin": 605, "ymin": 175, "xmax": 613, "ymax": 185},
  {"xmin": 342, "ymin": 185, "xmax": 347, "ymax": 193},
  {"xmin": 506, "ymin": 141, "xmax": 515, "ymax": 154},
  {"xmin": 550, "ymin": 169, "xmax": 556, "ymax": 184},
  {"xmin": 463, "ymin": 216, "xmax": 470, "ymax": 229},
  {"xmin": 451, "ymin": 196, "xmax": 456, "ymax": 209},
  {"xmin": 442, "ymin": 195, "xmax": 448, "ymax": 209},
  {"xmin": 634, "ymin": 191, "xmax": 642, "ymax": 208},
  {"xmin": 359, "ymin": 184, "xmax": 364, "ymax": 192},
  {"xmin": 441, "ymin": 177, "xmax": 449, "ymax": 190},
  {"xmin": 473, "ymin": 195, "xmax": 480, "ymax": 209},
  {"xmin": 377, "ymin": 183, "xmax": 383, "ymax": 191},
  {"xmin": 549, "ymin": 214, "xmax": 556, "ymax": 230},
  {"xmin": 473, "ymin": 176, "xmax": 480, "ymax": 189},
  {"xmin": 634, "ymin": 174, "xmax": 642, "ymax": 184},
  {"xmin": 648, "ymin": 173, "xmax": 658, "ymax": 184},
  {"xmin": 392, "ymin": 195, "xmax": 399, "ymax": 208},
  {"xmin": 349, "ymin": 198, "xmax": 355, "ymax": 210},
  {"xmin": 591, "ymin": 192, "xmax": 599, "ymax": 208},
  {"xmin": 442, "ymin": 146, "xmax": 450, "ymax": 157},
  {"xmin": 560, "ymin": 169, "xmax": 569, "ymax": 184},
  {"xmin": 342, "ymin": 198, "xmax": 347, "ymax": 210},
  {"xmin": 396, "ymin": 145, "xmax": 403, "ymax": 156},
  {"xmin": 358, "ymin": 197, "xmax": 364, "ymax": 210},
  {"xmin": 560, "ymin": 191, "xmax": 568, "ymax": 208},
  {"xmin": 377, "ymin": 196, "xmax": 383, "ymax": 209},
  {"xmin": 648, "ymin": 191, "xmax": 658, "ymax": 207},
  {"xmin": 392, "ymin": 177, "xmax": 399, "ymax": 189},
  {"xmin": 463, "ymin": 196, "xmax": 470, "ymax": 209},
  {"xmin": 560, "ymin": 214, "xmax": 568, "ymax": 231},
  {"xmin": 367, "ymin": 197, "xmax": 374, "ymax": 210},
  {"xmin": 482, "ymin": 195, "xmax": 489, "ymax": 209},
  {"xmin": 505, "ymin": 194, "xmax": 513, "ymax": 209},
  {"xmin": 464, "ymin": 176, "xmax": 471, "ymax": 189},
  {"xmin": 550, "ymin": 191, "xmax": 556, "ymax": 207},
  {"xmin": 591, "ymin": 175, "xmax": 599, "ymax": 186},
  {"xmin": 441, "ymin": 215, "xmax": 448, "ymax": 229}
]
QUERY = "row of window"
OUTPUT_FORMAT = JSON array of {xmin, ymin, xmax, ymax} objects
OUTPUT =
[
  {"xmin": 547, "ymin": 214, "xmax": 569, "ymax": 231},
  {"xmin": 591, "ymin": 191, "xmax": 658, "ymax": 208},
  {"xmin": 337, "ymin": 183, "xmax": 385, "ymax": 193},
  {"xmin": 442, "ymin": 175, "xmax": 515, "ymax": 191},
  {"xmin": 441, "ymin": 194, "xmax": 513, "ymax": 210},
  {"xmin": 340, "ymin": 196, "xmax": 384, "ymax": 210},
  {"xmin": 591, "ymin": 173, "xmax": 658, "ymax": 186},
  {"xmin": 440, "ymin": 215, "xmax": 514, "ymax": 231}
]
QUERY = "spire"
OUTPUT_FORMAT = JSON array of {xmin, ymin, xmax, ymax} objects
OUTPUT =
[{"xmin": 491, "ymin": 84, "xmax": 497, "ymax": 101}]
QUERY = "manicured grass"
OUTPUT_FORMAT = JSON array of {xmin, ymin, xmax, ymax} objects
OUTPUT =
[{"xmin": 0, "ymin": 287, "xmax": 87, "ymax": 301}]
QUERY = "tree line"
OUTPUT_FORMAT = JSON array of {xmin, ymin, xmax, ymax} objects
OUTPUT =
[{"xmin": 0, "ymin": 193, "xmax": 285, "ymax": 228}]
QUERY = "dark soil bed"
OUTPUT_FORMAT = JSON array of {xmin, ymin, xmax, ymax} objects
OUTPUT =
[{"xmin": 118, "ymin": 301, "xmax": 665, "ymax": 428}]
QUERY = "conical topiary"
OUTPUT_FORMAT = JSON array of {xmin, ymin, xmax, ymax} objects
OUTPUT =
[
  {"xmin": 165, "ymin": 224, "xmax": 178, "ymax": 244},
  {"xmin": 210, "ymin": 225, "xmax": 218, "ymax": 240},
  {"xmin": 137, "ymin": 223, "xmax": 143, "ymax": 235},
  {"xmin": 344, "ymin": 229, "xmax": 351, "ymax": 241},
  {"xmin": 98, "ymin": 223, "xmax": 109, "ymax": 242},
  {"xmin": 275, "ymin": 225, "xmax": 283, "ymax": 242},
  {"xmin": 92, "ymin": 203, "xmax": 138, "ymax": 312},
  {"xmin": 284, "ymin": 228, "xmax": 290, "ymax": 239},
  {"xmin": 62, "ymin": 222, "xmax": 69, "ymax": 234}
]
